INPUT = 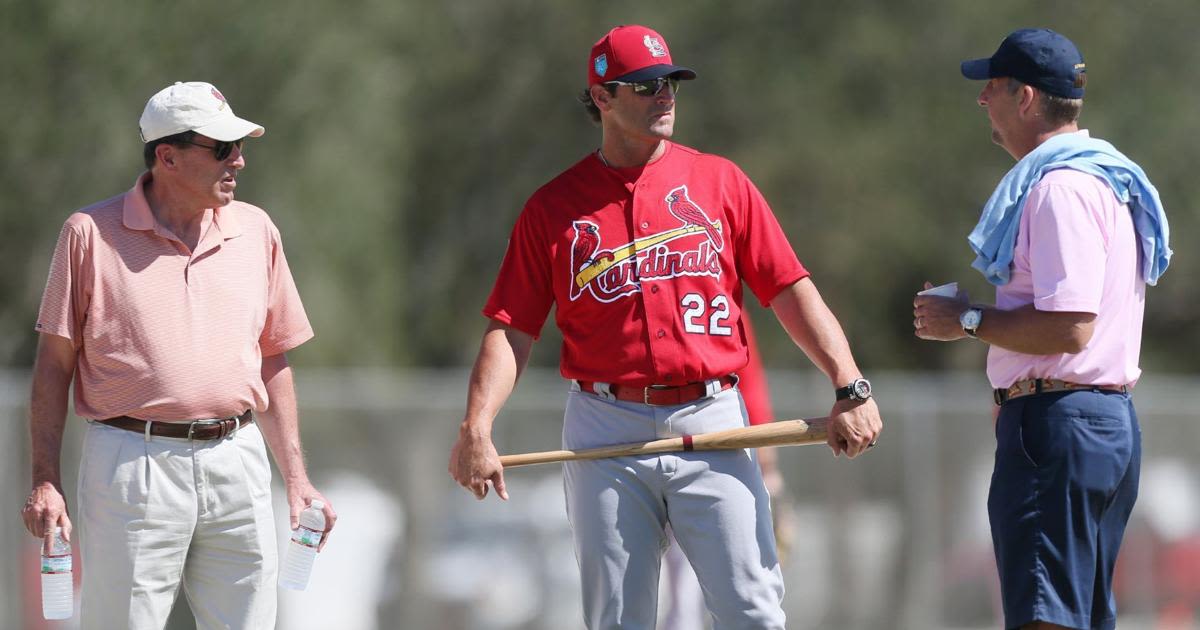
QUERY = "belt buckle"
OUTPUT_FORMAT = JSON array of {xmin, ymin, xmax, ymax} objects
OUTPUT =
[
  {"xmin": 644, "ymin": 384, "xmax": 671, "ymax": 405},
  {"xmin": 187, "ymin": 418, "xmax": 224, "ymax": 440}
]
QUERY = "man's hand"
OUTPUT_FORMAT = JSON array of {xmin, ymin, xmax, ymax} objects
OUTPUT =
[
  {"xmin": 757, "ymin": 446, "xmax": 797, "ymax": 563},
  {"xmin": 826, "ymin": 397, "xmax": 882, "ymax": 458},
  {"xmin": 286, "ymin": 482, "xmax": 337, "ymax": 552},
  {"xmin": 22, "ymin": 481, "xmax": 72, "ymax": 544},
  {"xmin": 769, "ymin": 485, "xmax": 797, "ymax": 564},
  {"xmin": 449, "ymin": 429, "xmax": 508, "ymax": 501},
  {"xmin": 913, "ymin": 281, "xmax": 971, "ymax": 341}
]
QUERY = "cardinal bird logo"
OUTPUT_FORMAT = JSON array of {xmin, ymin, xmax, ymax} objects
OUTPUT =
[
  {"xmin": 571, "ymin": 221, "xmax": 602, "ymax": 272},
  {"xmin": 665, "ymin": 185, "xmax": 722, "ymax": 250}
]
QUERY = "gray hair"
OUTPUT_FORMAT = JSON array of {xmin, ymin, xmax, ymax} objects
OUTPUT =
[
  {"xmin": 142, "ymin": 130, "xmax": 197, "ymax": 170},
  {"xmin": 1006, "ymin": 78, "xmax": 1083, "ymax": 126}
]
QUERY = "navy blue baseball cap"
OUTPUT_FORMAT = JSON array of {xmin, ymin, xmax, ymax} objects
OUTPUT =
[{"xmin": 961, "ymin": 28, "xmax": 1086, "ymax": 99}]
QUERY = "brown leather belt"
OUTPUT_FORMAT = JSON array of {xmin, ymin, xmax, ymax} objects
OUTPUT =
[
  {"xmin": 577, "ymin": 375, "xmax": 738, "ymax": 406},
  {"xmin": 994, "ymin": 378, "xmax": 1129, "ymax": 405},
  {"xmin": 96, "ymin": 410, "xmax": 254, "ymax": 440}
]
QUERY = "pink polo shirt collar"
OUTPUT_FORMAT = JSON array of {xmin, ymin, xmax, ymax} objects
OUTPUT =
[{"xmin": 122, "ymin": 172, "xmax": 242, "ymax": 248}]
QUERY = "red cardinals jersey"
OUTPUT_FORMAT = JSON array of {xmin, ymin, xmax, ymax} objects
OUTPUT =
[{"xmin": 484, "ymin": 142, "xmax": 808, "ymax": 387}]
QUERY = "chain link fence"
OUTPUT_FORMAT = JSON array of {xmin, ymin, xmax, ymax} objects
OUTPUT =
[{"xmin": 2, "ymin": 368, "xmax": 1197, "ymax": 630}]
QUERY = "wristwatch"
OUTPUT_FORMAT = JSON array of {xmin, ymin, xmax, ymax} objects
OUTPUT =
[
  {"xmin": 835, "ymin": 378, "xmax": 872, "ymax": 402},
  {"xmin": 960, "ymin": 307, "xmax": 983, "ymax": 338}
]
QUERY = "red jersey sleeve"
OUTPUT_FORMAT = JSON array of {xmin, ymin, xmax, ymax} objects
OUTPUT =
[
  {"xmin": 728, "ymin": 167, "xmax": 809, "ymax": 306},
  {"xmin": 737, "ymin": 316, "xmax": 775, "ymax": 425},
  {"xmin": 482, "ymin": 203, "xmax": 556, "ymax": 339}
]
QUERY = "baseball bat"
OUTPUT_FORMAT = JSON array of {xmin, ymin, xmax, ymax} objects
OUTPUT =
[{"xmin": 499, "ymin": 416, "xmax": 828, "ymax": 468}]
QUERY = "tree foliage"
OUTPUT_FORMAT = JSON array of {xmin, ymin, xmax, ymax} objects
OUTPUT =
[{"xmin": 3, "ymin": 0, "xmax": 1197, "ymax": 372}]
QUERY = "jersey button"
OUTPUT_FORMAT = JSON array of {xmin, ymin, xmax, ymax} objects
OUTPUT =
[
  {"xmin": 656, "ymin": 329, "xmax": 666, "ymax": 338},
  {"xmin": 650, "ymin": 285, "xmax": 659, "ymax": 294},
  {"xmin": 640, "ymin": 222, "xmax": 649, "ymax": 229}
]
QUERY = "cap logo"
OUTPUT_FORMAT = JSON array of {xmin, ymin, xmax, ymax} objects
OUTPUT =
[
  {"xmin": 1073, "ymin": 63, "xmax": 1087, "ymax": 89},
  {"xmin": 211, "ymin": 87, "xmax": 227, "ymax": 110},
  {"xmin": 594, "ymin": 54, "xmax": 608, "ymax": 77},
  {"xmin": 642, "ymin": 35, "xmax": 667, "ymax": 58}
]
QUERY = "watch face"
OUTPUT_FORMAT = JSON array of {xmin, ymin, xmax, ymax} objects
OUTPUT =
[
  {"xmin": 852, "ymin": 379, "xmax": 871, "ymax": 399},
  {"xmin": 961, "ymin": 308, "xmax": 982, "ymax": 330}
]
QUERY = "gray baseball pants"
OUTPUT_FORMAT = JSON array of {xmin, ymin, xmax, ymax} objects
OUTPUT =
[{"xmin": 562, "ymin": 383, "xmax": 785, "ymax": 630}]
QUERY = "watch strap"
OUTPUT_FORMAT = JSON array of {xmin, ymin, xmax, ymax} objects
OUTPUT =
[{"xmin": 835, "ymin": 378, "xmax": 871, "ymax": 401}]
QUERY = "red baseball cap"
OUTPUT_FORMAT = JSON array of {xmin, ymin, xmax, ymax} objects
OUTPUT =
[{"xmin": 587, "ymin": 25, "xmax": 697, "ymax": 86}]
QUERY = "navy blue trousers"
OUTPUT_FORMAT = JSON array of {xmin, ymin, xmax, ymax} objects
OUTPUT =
[{"xmin": 988, "ymin": 389, "xmax": 1140, "ymax": 630}]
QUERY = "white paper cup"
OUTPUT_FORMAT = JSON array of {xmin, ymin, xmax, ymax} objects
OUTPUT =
[{"xmin": 917, "ymin": 282, "xmax": 958, "ymax": 297}]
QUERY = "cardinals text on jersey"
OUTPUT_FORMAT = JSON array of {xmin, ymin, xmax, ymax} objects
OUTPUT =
[{"xmin": 570, "ymin": 185, "xmax": 724, "ymax": 303}]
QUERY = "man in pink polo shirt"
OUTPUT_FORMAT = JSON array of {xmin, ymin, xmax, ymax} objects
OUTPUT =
[
  {"xmin": 21, "ymin": 81, "xmax": 336, "ymax": 629},
  {"xmin": 915, "ymin": 30, "xmax": 1170, "ymax": 630}
]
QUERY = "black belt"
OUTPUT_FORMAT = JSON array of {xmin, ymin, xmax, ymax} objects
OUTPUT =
[
  {"xmin": 96, "ymin": 410, "xmax": 253, "ymax": 440},
  {"xmin": 994, "ymin": 379, "xmax": 1129, "ymax": 405}
]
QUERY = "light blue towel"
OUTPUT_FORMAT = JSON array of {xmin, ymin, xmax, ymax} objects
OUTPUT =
[{"xmin": 968, "ymin": 132, "xmax": 1171, "ymax": 286}]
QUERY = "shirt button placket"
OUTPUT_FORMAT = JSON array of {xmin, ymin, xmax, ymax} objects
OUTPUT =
[{"xmin": 633, "ymin": 182, "xmax": 668, "ymax": 379}]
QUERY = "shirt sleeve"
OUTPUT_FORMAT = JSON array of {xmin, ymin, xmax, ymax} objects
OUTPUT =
[
  {"xmin": 730, "ymin": 168, "xmax": 810, "ymax": 306},
  {"xmin": 737, "ymin": 315, "xmax": 775, "ymax": 425},
  {"xmin": 35, "ymin": 219, "xmax": 91, "ymax": 347},
  {"xmin": 1025, "ymin": 178, "xmax": 1108, "ymax": 314},
  {"xmin": 482, "ymin": 205, "xmax": 556, "ymax": 339},
  {"xmin": 259, "ymin": 226, "xmax": 314, "ymax": 356}
]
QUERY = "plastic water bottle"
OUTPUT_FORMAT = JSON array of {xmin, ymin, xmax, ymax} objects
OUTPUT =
[
  {"xmin": 279, "ymin": 500, "xmax": 325, "ymax": 590},
  {"xmin": 41, "ymin": 527, "xmax": 73, "ymax": 619}
]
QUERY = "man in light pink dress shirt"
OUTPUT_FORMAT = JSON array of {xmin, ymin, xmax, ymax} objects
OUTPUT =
[{"xmin": 21, "ymin": 82, "xmax": 336, "ymax": 629}]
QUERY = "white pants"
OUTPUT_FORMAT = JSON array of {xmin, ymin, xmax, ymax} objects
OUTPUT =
[
  {"xmin": 77, "ymin": 420, "xmax": 278, "ymax": 630},
  {"xmin": 563, "ymin": 385, "xmax": 785, "ymax": 630}
]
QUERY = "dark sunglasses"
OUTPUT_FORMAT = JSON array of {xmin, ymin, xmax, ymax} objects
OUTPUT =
[
  {"xmin": 605, "ymin": 76, "xmax": 681, "ymax": 97},
  {"xmin": 180, "ymin": 138, "xmax": 245, "ymax": 161}
]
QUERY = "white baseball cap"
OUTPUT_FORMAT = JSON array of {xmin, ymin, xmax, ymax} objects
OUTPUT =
[{"xmin": 138, "ymin": 81, "xmax": 265, "ymax": 143}]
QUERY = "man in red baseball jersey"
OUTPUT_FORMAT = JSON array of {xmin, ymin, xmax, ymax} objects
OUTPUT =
[{"xmin": 449, "ymin": 25, "xmax": 881, "ymax": 628}]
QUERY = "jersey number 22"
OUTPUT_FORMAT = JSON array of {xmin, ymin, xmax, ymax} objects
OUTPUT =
[{"xmin": 681, "ymin": 293, "xmax": 733, "ymax": 336}]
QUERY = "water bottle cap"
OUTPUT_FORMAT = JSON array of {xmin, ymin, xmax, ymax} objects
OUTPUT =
[
  {"xmin": 309, "ymin": 500, "xmax": 324, "ymax": 510},
  {"xmin": 51, "ymin": 526, "xmax": 62, "ymax": 535}
]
